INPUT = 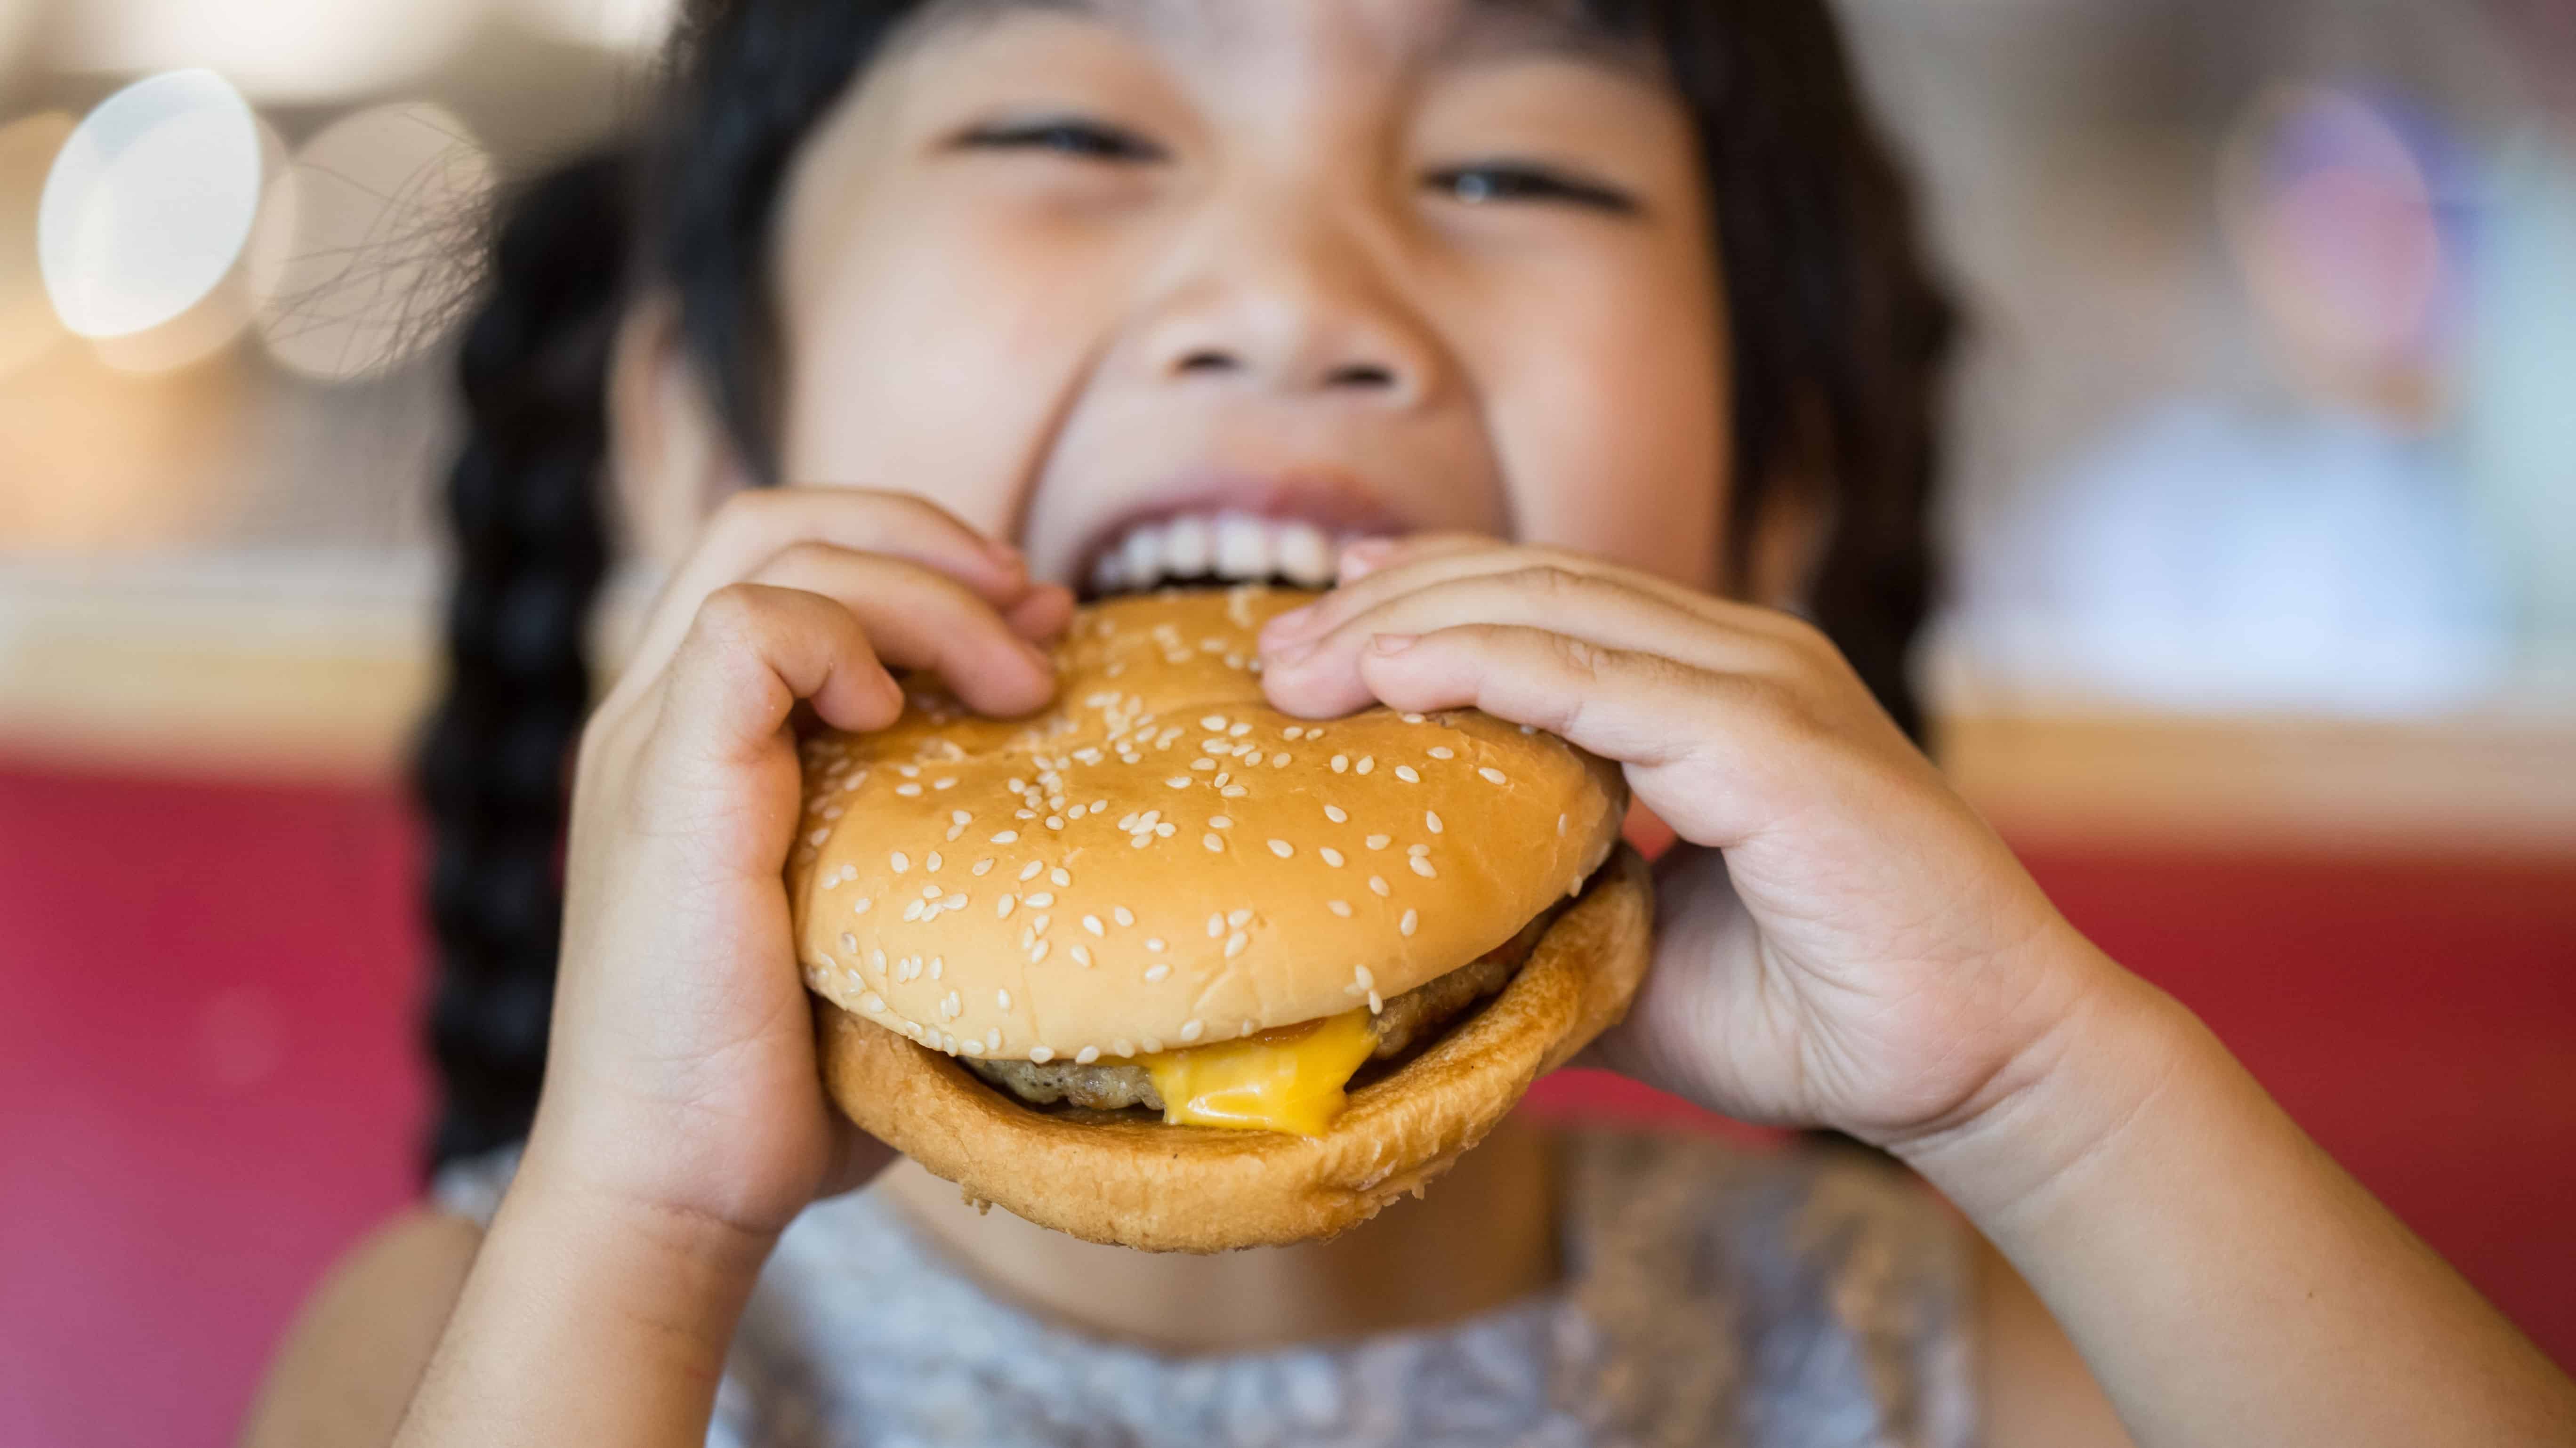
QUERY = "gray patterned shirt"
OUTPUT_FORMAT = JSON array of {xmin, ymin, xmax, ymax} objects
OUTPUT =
[{"xmin": 433, "ymin": 1132, "xmax": 1974, "ymax": 1448}]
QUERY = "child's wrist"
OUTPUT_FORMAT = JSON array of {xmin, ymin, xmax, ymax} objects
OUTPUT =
[{"xmin": 1883, "ymin": 945, "xmax": 2198, "ymax": 1225}]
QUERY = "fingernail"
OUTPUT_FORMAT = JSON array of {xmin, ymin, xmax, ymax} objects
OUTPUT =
[
  {"xmin": 1367, "ymin": 633, "xmax": 1418, "ymax": 657},
  {"xmin": 1338, "ymin": 536, "xmax": 1396, "ymax": 581},
  {"xmin": 1265, "ymin": 638, "xmax": 1318, "ymax": 669},
  {"xmin": 1260, "ymin": 604, "xmax": 1318, "ymax": 642}
]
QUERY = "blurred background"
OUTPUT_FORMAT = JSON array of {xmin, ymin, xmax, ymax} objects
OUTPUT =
[{"xmin": 1, "ymin": 1, "xmax": 2570, "ymax": 1443}]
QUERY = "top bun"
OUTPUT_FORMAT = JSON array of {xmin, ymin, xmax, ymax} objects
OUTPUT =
[{"xmin": 788, "ymin": 586, "xmax": 1626, "ymax": 1064}]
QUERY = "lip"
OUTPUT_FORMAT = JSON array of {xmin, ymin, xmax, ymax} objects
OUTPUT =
[{"xmin": 1060, "ymin": 468, "xmax": 1421, "ymax": 596}]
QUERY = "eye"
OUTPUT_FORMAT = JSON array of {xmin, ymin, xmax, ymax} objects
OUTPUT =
[
  {"xmin": 1425, "ymin": 162, "xmax": 1639, "ymax": 215},
  {"xmin": 955, "ymin": 116, "xmax": 1167, "ymax": 165}
]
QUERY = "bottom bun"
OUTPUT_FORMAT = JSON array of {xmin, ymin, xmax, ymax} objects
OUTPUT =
[{"xmin": 817, "ymin": 843, "xmax": 1654, "ymax": 1254}]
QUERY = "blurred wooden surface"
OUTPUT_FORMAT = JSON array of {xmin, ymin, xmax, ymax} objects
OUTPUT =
[{"xmin": 5, "ymin": 558, "xmax": 2573, "ymax": 853}]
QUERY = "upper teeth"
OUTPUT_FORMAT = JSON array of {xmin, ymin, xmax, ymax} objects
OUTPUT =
[{"xmin": 1091, "ymin": 512, "xmax": 1349, "ymax": 595}]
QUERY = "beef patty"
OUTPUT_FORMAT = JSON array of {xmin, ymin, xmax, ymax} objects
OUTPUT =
[{"xmin": 964, "ymin": 905, "xmax": 1562, "ymax": 1114}]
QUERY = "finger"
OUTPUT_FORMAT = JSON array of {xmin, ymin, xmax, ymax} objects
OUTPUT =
[
  {"xmin": 1261, "ymin": 566, "xmax": 1803, "ymax": 719},
  {"xmin": 739, "ymin": 547, "xmax": 1060, "ymax": 718},
  {"xmin": 654, "ymin": 583, "xmax": 909, "ymax": 775},
  {"xmin": 1259, "ymin": 539, "xmax": 1802, "ymax": 656},
  {"xmin": 1334, "ymin": 531, "xmax": 1503, "ymax": 585},
  {"xmin": 625, "ymin": 487, "xmax": 1039, "ymax": 690},
  {"xmin": 1345, "ymin": 623, "xmax": 1836, "ymax": 853}
]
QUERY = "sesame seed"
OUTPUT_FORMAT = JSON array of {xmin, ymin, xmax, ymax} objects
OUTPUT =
[
  {"xmin": 1222, "ymin": 786, "xmax": 1248, "ymax": 798},
  {"xmin": 992, "ymin": 830, "xmax": 1019, "ymax": 844},
  {"xmin": 1224, "ymin": 931, "xmax": 1248, "ymax": 958},
  {"xmin": 1050, "ymin": 868, "xmax": 1071, "ymax": 888},
  {"xmin": 1026, "ymin": 892, "xmax": 1055, "ymax": 908},
  {"xmin": 1144, "ymin": 964, "xmax": 1171, "ymax": 983},
  {"xmin": 1229, "ymin": 909, "xmax": 1254, "ymax": 926},
  {"xmin": 1320, "ymin": 847, "xmax": 1346, "ymax": 868},
  {"xmin": 1429, "ymin": 746, "xmax": 1455, "ymax": 760},
  {"xmin": 1395, "ymin": 765, "xmax": 1421, "ymax": 783},
  {"xmin": 890, "ymin": 851, "xmax": 910, "ymax": 873},
  {"xmin": 1031, "ymin": 941, "xmax": 1050, "ymax": 964},
  {"xmin": 1114, "ymin": 906, "xmax": 1135, "ymax": 926},
  {"xmin": 1208, "ymin": 914, "xmax": 1225, "ymax": 937},
  {"xmin": 973, "ymin": 858, "xmax": 995, "ymax": 876},
  {"xmin": 1425, "ymin": 811, "xmax": 1444, "ymax": 834},
  {"xmin": 1357, "ymin": 756, "xmax": 1376, "ymax": 774},
  {"xmin": 1411, "ymin": 856, "xmax": 1439, "ymax": 878},
  {"xmin": 1204, "ymin": 833, "xmax": 1223, "ymax": 852},
  {"xmin": 935, "ymin": 778, "xmax": 958, "ymax": 790},
  {"xmin": 926, "ymin": 852, "xmax": 942, "ymax": 872},
  {"xmin": 1019, "ymin": 861, "xmax": 1043, "ymax": 882},
  {"xmin": 1167, "ymin": 777, "xmax": 1191, "ymax": 789},
  {"xmin": 1076, "ymin": 1046, "xmax": 1100, "ymax": 1064},
  {"xmin": 1332, "ymin": 755, "xmax": 1350, "ymax": 773},
  {"xmin": 861, "ymin": 992, "xmax": 885, "ymax": 1013},
  {"xmin": 1046, "ymin": 815, "xmax": 1065, "ymax": 830},
  {"xmin": 1032, "ymin": 914, "xmax": 1051, "ymax": 934},
  {"xmin": 986, "ymin": 1029, "xmax": 1001, "ymax": 1052},
  {"xmin": 921, "ymin": 884, "xmax": 942, "ymax": 899},
  {"xmin": 1271, "ymin": 753, "xmax": 1290, "ymax": 768},
  {"xmin": 942, "ymin": 893, "xmax": 966, "ymax": 910},
  {"xmin": 930, "ymin": 956, "xmax": 943, "ymax": 979},
  {"xmin": 1202, "ymin": 715, "xmax": 1228, "ymax": 730},
  {"xmin": 1268, "ymin": 839, "xmax": 1294, "ymax": 859},
  {"xmin": 1030, "ymin": 1046, "xmax": 1054, "ymax": 1064},
  {"xmin": 1328, "ymin": 900, "xmax": 1353, "ymax": 917},
  {"xmin": 902, "ymin": 900, "xmax": 924, "ymax": 921},
  {"xmin": 840, "ymin": 931, "xmax": 859, "ymax": 951},
  {"xmin": 1483, "ymin": 768, "xmax": 1510, "ymax": 786},
  {"xmin": 1400, "ymin": 909, "xmax": 1419, "ymax": 936},
  {"xmin": 1114, "ymin": 1039, "xmax": 1135, "ymax": 1057},
  {"xmin": 853, "ymin": 897, "xmax": 872, "ymax": 915},
  {"xmin": 1370, "ymin": 876, "xmax": 1392, "ymax": 896},
  {"xmin": 997, "ymin": 895, "xmax": 1016, "ymax": 918},
  {"xmin": 1082, "ymin": 914, "xmax": 1104, "ymax": 936},
  {"xmin": 895, "ymin": 783, "xmax": 922, "ymax": 797},
  {"xmin": 1368, "ymin": 991, "xmax": 1384, "ymax": 1014},
  {"xmin": 942, "ymin": 992, "xmax": 961, "ymax": 1019},
  {"xmin": 997, "ymin": 989, "xmax": 1012, "ymax": 1010},
  {"xmin": 1071, "ymin": 944, "xmax": 1093, "ymax": 967},
  {"xmin": 1230, "ymin": 722, "xmax": 1252, "ymax": 737},
  {"xmin": 1181, "ymin": 1019, "xmax": 1206, "ymax": 1042},
  {"xmin": 1285, "ymin": 726, "xmax": 1305, "ymax": 740},
  {"xmin": 1403, "ymin": 713, "xmax": 1426, "ymax": 724},
  {"xmin": 1410, "ymin": 843, "xmax": 1431, "ymax": 855},
  {"xmin": 1191, "ymin": 758, "xmax": 1216, "ymax": 772},
  {"xmin": 1141, "ymin": 1036, "xmax": 1163, "ymax": 1054},
  {"xmin": 1367, "ymin": 834, "xmax": 1392, "ymax": 850}
]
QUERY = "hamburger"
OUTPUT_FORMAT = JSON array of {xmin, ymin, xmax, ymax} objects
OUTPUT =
[{"xmin": 788, "ymin": 584, "xmax": 1651, "ymax": 1252}]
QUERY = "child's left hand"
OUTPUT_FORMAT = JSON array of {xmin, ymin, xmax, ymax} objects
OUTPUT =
[{"xmin": 1256, "ymin": 534, "xmax": 2103, "ymax": 1152}]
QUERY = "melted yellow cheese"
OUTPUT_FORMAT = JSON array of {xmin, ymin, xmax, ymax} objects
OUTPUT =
[{"xmin": 1140, "ymin": 1009, "xmax": 1378, "ymax": 1136}]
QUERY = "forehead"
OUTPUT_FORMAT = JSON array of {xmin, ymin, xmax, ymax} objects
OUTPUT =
[{"xmin": 914, "ymin": 0, "xmax": 1661, "ymax": 80}]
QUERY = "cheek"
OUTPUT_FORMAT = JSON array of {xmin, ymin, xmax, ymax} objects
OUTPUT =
[
  {"xmin": 773, "ymin": 213, "xmax": 1116, "ymax": 532},
  {"xmin": 1464, "ymin": 255, "xmax": 1729, "ymax": 591}
]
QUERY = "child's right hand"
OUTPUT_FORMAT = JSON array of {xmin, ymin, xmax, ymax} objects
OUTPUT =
[{"xmin": 519, "ymin": 487, "xmax": 1071, "ymax": 1243}]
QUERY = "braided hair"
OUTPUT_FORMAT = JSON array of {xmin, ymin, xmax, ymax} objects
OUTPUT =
[{"xmin": 412, "ymin": 0, "xmax": 1958, "ymax": 1174}]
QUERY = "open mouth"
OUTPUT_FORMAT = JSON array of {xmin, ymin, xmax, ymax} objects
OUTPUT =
[{"xmin": 1075, "ymin": 510, "xmax": 1387, "ymax": 603}]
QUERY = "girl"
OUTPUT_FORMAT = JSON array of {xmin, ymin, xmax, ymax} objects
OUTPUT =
[{"xmin": 246, "ymin": 2, "xmax": 2574, "ymax": 1445}]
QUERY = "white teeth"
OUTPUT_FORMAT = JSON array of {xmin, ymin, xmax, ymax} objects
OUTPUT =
[
  {"xmin": 1214, "ymin": 514, "xmax": 1270, "ymax": 578},
  {"xmin": 1276, "ymin": 522, "xmax": 1333, "ymax": 586},
  {"xmin": 1163, "ymin": 515, "xmax": 1212, "ymax": 576},
  {"xmin": 1088, "ymin": 511, "xmax": 1365, "ymax": 595}
]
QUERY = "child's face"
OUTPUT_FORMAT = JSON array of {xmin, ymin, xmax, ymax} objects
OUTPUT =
[{"xmin": 761, "ymin": 0, "xmax": 1727, "ymax": 594}]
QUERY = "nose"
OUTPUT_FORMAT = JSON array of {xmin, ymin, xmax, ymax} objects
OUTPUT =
[{"xmin": 1133, "ymin": 198, "xmax": 1441, "ymax": 410}]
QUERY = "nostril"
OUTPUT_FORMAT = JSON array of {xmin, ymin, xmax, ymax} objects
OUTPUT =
[
  {"xmin": 1325, "ymin": 363, "xmax": 1395, "ymax": 390},
  {"xmin": 1177, "ymin": 350, "xmax": 1238, "ymax": 376}
]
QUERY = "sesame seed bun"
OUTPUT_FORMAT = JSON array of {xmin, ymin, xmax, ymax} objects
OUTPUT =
[
  {"xmin": 785, "ymin": 585, "xmax": 1648, "ymax": 1250},
  {"xmin": 817, "ymin": 843, "xmax": 1652, "ymax": 1252}
]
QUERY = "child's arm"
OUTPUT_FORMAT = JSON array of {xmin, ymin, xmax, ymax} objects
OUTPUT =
[
  {"xmin": 1918, "ymin": 950, "xmax": 2573, "ymax": 1447},
  {"xmin": 386, "ymin": 489, "xmax": 1068, "ymax": 1445},
  {"xmin": 1259, "ymin": 535, "xmax": 2576, "ymax": 1448}
]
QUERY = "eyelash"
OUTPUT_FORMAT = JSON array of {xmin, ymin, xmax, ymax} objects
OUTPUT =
[
  {"xmin": 958, "ymin": 119, "xmax": 1167, "ymax": 163},
  {"xmin": 959, "ymin": 120, "xmax": 1637, "ymax": 215},
  {"xmin": 1425, "ymin": 163, "xmax": 1638, "ymax": 215}
]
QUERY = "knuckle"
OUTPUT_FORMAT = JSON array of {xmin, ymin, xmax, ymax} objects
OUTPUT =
[
  {"xmin": 689, "ymin": 581, "xmax": 772, "ymax": 647},
  {"xmin": 1505, "ymin": 563, "xmax": 1590, "ymax": 604}
]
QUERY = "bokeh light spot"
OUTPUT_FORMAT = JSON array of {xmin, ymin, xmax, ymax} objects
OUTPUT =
[{"xmin": 39, "ymin": 70, "xmax": 263, "ymax": 340}]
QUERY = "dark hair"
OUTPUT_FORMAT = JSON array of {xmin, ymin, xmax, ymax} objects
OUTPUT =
[{"xmin": 412, "ymin": 0, "xmax": 1958, "ymax": 1173}]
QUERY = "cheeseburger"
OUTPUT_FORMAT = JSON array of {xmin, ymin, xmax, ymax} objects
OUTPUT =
[{"xmin": 788, "ymin": 584, "xmax": 1650, "ymax": 1252}]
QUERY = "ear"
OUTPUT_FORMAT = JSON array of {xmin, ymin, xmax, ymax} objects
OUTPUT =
[{"xmin": 607, "ymin": 291, "xmax": 744, "ymax": 570}]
